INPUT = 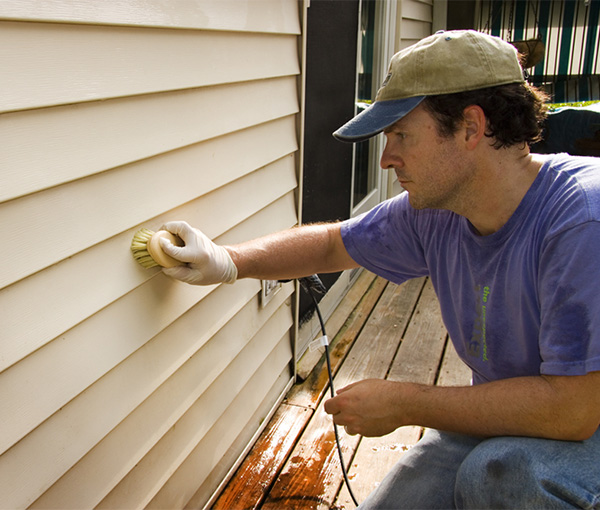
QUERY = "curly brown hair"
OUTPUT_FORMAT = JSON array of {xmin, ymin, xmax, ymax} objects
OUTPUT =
[{"xmin": 422, "ymin": 82, "xmax": 549, "ymax": 149}]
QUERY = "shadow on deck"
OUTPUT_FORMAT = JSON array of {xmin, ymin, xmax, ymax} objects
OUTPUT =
[{"xmin": 213, "ymin": 271, "xmax": 471, "ymax": 509}]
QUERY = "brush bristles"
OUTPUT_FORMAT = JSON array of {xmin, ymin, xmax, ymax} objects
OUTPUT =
[{"xmin": 131, "ymin": 228, "xmax": 159, "ymax": 268}]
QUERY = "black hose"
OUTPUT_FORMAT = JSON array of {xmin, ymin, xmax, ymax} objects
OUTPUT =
[{"xmin": 298, "ymin": 276, "xmax": 360, "ymax": 508}]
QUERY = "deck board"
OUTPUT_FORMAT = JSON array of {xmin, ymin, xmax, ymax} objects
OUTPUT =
[
  {"xmin": 334, "ymin": 278, "xmax": 450, "ymax": 508},
  {"xmin": 213, "ymin": 275, "xmax": 471, "ymax": 510},
  {"xmin": 287, "ymin": 274, "xmax": 389, "ymax": 409}
]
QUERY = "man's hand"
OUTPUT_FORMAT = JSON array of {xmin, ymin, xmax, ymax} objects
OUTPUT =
[
  {"xmin": 324, "ymin": 379, "xmax": 410, "ymax": 437},
  {"xmin": 159, "ymin": 221, "xmax": 238, "ymax": 285}
]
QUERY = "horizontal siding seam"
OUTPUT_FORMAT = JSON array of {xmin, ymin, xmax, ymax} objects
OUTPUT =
[
  {"xmin": 0, "ymin": 21, "xmax": 301, "ymax": 113},
  {"xmin": 0, "ymin": 0, "xmax": 301, "ymax": 35}
]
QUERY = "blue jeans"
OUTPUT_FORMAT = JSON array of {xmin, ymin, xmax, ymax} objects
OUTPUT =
[{"xmin": 358, "ymin": 427, "xmax": 600, "ymax": 509}]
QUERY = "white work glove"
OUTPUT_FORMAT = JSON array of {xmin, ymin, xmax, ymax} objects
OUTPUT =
[{"xmin": 159, "ymin": 221, "xmax": 238, "ymax": 285}]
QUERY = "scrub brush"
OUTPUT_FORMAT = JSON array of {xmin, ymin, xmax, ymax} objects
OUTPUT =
[{"xmin": 130, "ymin": 228, "xmax": 185, "ymax": 268}]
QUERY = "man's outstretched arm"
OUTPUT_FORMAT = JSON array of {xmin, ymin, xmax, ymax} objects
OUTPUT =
[
  {"xmin": 226, "ymin": 222, "xmax": 359, "ymax": 281},
  {"xmin": 160, "ymin": 220, "xmax": 359, "ymax": 285}
]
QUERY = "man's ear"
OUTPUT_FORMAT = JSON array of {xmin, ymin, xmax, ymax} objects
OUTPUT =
[{"xmin": 462, "ymin": 105, "xmax": 486, "ymax": 150}]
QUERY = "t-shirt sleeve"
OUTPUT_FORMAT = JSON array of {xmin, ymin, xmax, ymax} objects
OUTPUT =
[
  {"xmin": 340, "ymin": 194, "xmax": 430, "ymax": 284},
  {"xmin": 539, "ymin": 221, "xmax": 600, "ymax": 376}
]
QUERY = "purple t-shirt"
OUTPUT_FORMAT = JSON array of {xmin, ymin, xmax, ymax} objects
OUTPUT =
[{"xmin": 341, "ymin": 154, "xmax": 600, "ymax": 385}]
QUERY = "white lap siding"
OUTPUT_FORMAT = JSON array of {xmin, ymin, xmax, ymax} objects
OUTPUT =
[{"xmin": 0, "ymin": 1, "xmax": 302, "ymax": 508}]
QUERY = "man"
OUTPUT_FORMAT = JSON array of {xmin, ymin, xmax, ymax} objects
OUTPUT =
[{"xmin": 160, "ymin": 31, "xmax": 600, "ymax": 508}]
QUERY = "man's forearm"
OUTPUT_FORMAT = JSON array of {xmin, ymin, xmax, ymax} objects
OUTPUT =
[
  {"xmin": 397, "ymin": 373, "xmax": 600, "ymax": 441},
  {"xmin": 327, "ymin": 371, "xmax": 600, "ymax": 441},
  {"xmin": 224, "ymin": 223, "xmax": 358, "ymax": 281}
]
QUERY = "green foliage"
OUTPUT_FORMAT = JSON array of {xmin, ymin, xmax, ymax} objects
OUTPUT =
[{"xmin": 546, "ymin": 100, "xmax": 600, "ymax": 111}]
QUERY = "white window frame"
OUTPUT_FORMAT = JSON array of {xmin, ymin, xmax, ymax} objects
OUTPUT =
[{"xmin": 351, "ymin": 0, "xmax": 399, "ymax": 217}]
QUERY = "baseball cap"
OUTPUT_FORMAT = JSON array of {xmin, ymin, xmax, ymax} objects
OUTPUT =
[{"xmin": 333, "ymin": 30, "xmax": 525, "ymax": 142}]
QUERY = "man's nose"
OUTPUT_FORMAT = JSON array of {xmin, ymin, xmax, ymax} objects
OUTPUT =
[{"xmin": 380, "ymin": 140, "xmax": 402, "ymax": 170}]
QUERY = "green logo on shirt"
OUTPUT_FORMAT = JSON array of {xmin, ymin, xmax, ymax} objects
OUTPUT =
[{"xmin": 468, "ymin": 284, "xmax": 490, "ymax": 362}]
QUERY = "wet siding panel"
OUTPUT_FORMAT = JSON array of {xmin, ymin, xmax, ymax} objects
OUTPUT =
[{"xmin": 0, "ymin": 1, "xmax": 301, "ymax": 508}]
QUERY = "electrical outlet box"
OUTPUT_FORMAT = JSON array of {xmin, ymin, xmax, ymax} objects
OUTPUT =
[{"xmin": 261, "ymin": 279, "xmax": 282, "ymax": 308}]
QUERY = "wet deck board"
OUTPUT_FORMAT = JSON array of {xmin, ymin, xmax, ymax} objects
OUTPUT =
[{"xmin": 213, "ymin": 274, "xmax": 471, "ymax": 509}]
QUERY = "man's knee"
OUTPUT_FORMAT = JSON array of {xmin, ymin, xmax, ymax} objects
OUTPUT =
[
  {"xmin": 454, "ymin": 438, "xmax": 531, "ymax": 508},
  {"xmin": 454, "ymin": 437, "xmax": 597, "ymax": 509}
]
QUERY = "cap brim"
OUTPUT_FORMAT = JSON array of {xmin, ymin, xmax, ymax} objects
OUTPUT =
[{"xmin": 333, "ymin": 96, "xmax": 425, "ymax": 142}]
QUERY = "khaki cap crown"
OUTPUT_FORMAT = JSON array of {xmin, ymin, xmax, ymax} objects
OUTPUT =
[{"xmin": 377, "ymin": 30, "xmax": 524, "ymax": 101}]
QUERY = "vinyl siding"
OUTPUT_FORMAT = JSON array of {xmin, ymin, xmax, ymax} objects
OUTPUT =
[
  {"xmin": 0, "ymin": 1, "xmax": 301, "ymax": 508},
  {"xmin": 396, "ymin": 0, "xmax": 433, "ymax": 50}
]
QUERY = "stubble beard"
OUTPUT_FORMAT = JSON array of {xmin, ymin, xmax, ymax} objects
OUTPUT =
[{"xmin": 406, "ymin": 153, "xmax": 475, "ymax": 213}]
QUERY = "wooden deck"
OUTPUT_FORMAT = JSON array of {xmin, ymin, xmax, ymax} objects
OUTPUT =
[{"xmin": 212, "ymin": 271, "xmax": 472, "ymax": 510}]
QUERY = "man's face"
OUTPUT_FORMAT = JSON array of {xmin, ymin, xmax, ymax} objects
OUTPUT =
[{"xmin": 381, "ymin": 104, "xmax": 476, "ymax": 212}]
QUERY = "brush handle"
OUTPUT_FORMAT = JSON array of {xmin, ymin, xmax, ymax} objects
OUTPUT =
[{"xmin": 147, "ymin": 230, "xmax": 185, "ymax": 268}]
